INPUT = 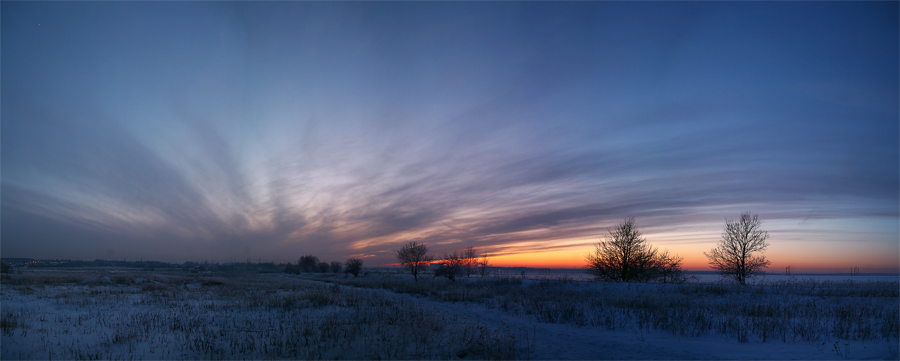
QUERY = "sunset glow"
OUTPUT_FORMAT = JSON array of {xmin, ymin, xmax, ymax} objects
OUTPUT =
[{"xmin": 2, "ymin": 2, "xmax": 897, "ymax": 274}]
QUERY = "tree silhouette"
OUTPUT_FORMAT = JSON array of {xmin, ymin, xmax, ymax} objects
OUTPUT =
[
  {"xmin": 329, "ymin": 261, "xmax": 342, "ymax": 273},
  {"xmin": 585, "ymin": 218, "xmax": 654, "ymax": 282},
  {"xmin": 705, "ymin": 212, "xmax": 771, "ymax": 285},
  {"xmin": 298, "ymin": 255, "xmax": 319, "ymax": 273},
  {"xmin": 434, "ymin": 251, "xmax": 463, "ymax": 281},
  {"xmin": 344, "ymin": 258, "xmax": 363, "ymax": 277},
  {"xmin": 396, "ymin": 241, "xmax": 433, "ymax": 282},
  {"xmin": 585, "ymin": 218, "xmax": 684, "ymax": 283},
  {"xmin": 462, "ymin": 246, "xmax": 478, "ymax": 278},
  {"xmin": 479, "ymin": 253, "xmax": 491, "ymax": 277},
  {"xmin": 317, "ymin": 261, "xmax": 330, "ymax": 273},
  {"xmin": 654, "ymin": 250, "xmax": 685, "ymax": 284}
]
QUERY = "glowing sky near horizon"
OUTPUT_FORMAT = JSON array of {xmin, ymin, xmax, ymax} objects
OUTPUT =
[{"xmin": 2, "ymin": 2, "xmax": 898, "ymax": 273}]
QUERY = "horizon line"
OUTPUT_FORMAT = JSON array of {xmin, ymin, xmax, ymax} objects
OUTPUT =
[{"xmin": 4, "ymin": 257, "xmax": 898, "ymax": 275}]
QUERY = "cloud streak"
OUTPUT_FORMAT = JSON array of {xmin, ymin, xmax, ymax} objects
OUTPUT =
[{"xmin": 2, "ymin": 2, "xmax": 897, "ymax": 270}]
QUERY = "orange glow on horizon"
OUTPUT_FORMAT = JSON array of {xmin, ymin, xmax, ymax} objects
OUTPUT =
[
  {"xmin": 388, "ymin": 222, "xmax": 900, "ymax": 273},
  {"xmin": 489, "ymin": 249, "xmax": 714, "ymax": 270},
  {"xmin": 479, "ymin": 246, "xmax": 899, "ymax": 273},
  {"xmin": 490, "ymin": 249, "xmax": 586, "ymax": 269}
]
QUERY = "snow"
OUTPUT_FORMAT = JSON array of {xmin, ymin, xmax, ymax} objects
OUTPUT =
[
  {"xmin": 513, "ymin": 269, "xmax": 899, "ymax": 284},
  {"xmin": 2, "ymin": 271, "xmax": 898, "ymax": 360},
  {"xmin": 400, "ymin": 292, "xmax": 898, "ymax": 360}
]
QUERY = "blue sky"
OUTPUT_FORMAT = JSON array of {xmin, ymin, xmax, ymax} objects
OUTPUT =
[{"xmin": 2, "ymin": 2, "xmax": 897, "ymax": 271}]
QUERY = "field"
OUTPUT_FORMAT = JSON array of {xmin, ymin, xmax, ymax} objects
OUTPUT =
[{"xmin": 2, "ymin": 269, "xmax": 898, "ymax": 360}]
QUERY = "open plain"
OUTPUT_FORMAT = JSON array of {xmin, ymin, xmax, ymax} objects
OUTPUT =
[{"xmin": 2, "ymin": 269, "xmax": 898, "ymax": 360}]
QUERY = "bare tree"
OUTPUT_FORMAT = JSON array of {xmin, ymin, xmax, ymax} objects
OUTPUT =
[
  {"xmin": 344, "ymin": 258, "xmax": 363, "ymax": 277},
  {"xmin": 584, "ymin": 218, "xmax": 683, "ymax": 283},
  {"xmin": 479, "ymin": 253, "xmax": 491, "ymax": 277},
  {"xmin": 396, "ymin": 241, "xmax": 433, "ymax": 282},
  {"xmin": 462, "ymin": 246, "xmax": 478, "ymax": 277},
  {"xmin": 585, "ymin": 218, "xmax": 655, "ymax": 282},
  {"xmin": 329, "ymin": 261, "xmax": 342, "ymax": 274},
  {"xmin": 298, "ymin": 255, "xmax": 319, "ymax": 273},
  {"xmin": 434, "ymin": 252, "xmax": 463, "ymax": 281},
  {"xmin": 705, "ymin": 212, "xmax": 771, "ymax": 285},
  {"xmin": 654, "ymin": 250, "xmax": 686, "ymax": 284},
  {"xmin": 317, "ymin": 261, "xmax": 330, "ymax": 273}
]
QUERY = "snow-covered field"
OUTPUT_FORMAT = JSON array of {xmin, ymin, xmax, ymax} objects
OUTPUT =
[
  {"xmin": 509, "ymin": 268, "xmax": 899, "ymax": 284},
  {"xmin": 1, "ymin": 272, "xmax": 517, "ymax": 360},
  {"xmin": 2, "ymin": 270, "xmax": 898, "ymax": 360}
]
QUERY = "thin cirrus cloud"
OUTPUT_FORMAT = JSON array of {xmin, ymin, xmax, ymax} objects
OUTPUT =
[{"xmin": 1, "ymin": 2, "xmax": 897, "ymax": 270}]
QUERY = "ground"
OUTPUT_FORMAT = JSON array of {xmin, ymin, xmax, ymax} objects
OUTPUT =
[
  {"xmin": 2, "ymin": 270, "xmax": 897, "ymax": 360},
  {"xmin": 383, "ymin": 283, "xmax": 897, "ymax": 360}
]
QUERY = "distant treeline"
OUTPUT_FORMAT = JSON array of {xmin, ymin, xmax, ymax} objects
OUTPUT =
[
  {"xmin": 0, "ymin": 258, "xmax": 286, "ymax": 274},
  {"xmin": 2, "ymin": 259, "xmax": 178, "ymax": 269},
  {"xmin": 2, "ymin": 256, "xmax": 364, "ymax": 276}
]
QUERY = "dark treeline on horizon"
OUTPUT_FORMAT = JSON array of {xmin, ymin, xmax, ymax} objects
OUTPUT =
[{"xmin": 1, "ymin": 258, "xmax": 257, "ymax": 269}]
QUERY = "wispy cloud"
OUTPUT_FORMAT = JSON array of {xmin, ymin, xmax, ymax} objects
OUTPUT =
[{"xmin": 2, "ymin": 2, "xmax": 897, "ymax": 269}]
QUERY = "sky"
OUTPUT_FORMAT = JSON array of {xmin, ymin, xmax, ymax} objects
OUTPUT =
[{"xmin": 2, "ymin": 2, "xmax": 898, "ymax": 273}]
